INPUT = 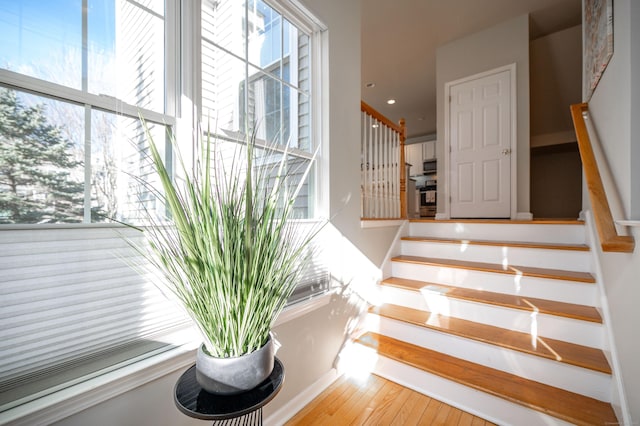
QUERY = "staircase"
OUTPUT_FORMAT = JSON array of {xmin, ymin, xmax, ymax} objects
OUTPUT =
[{"xmin": 354, "ymin": 219, "xmax": 618, "ymax": 425}]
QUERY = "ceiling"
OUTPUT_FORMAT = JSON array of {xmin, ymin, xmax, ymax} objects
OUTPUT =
[{"xmin": 361, "ymin": 0, "xmax": 582, "ymax": 139}]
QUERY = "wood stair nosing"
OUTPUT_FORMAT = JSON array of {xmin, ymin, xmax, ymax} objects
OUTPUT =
[
  {"xmin": 401, "ymin": 236, "xmax": 590, "ymax": 252},
  {"xmin": 381, "ymin": 276, "xmax": 602, "ymax": 323},
  {"xmin": 392, "ymin": 255, "xmax": 596, "ymax": 283},
  {"xmin": 409, "ymin": 218, "xmax": 585, "ymax": 225},
  {"xmin": 368, "ymin": 303, "xmax": 611, "ymax": 374},
  {"xmin": 356, "ymin": 332, "xmax": 617, "ymax": 426}
]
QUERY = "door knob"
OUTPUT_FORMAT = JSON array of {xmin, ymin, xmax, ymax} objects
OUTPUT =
[{"xmin": 501, "ymin": 148, "xmax": 512, "ymax": 155}]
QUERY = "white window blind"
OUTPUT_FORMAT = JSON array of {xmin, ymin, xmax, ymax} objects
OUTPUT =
[{"xmin": 0, "ymin": 226, "xmax": 191, "ymax": 410}]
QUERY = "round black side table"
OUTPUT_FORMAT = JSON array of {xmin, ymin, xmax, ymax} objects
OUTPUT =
[{"xmin": 174, "ymin": 358, "xmax": 284, "ymax": 426}]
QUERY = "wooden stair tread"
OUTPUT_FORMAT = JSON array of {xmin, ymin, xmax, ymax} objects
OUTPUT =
[
  {"xmin": 381, "ymin": 277, "xmax": 602, "ymax": 323},
  {"xmin": 356, "ymin": 332, "xmax": 617, "ymax": 426},
  {"xmin": 409, "ymin": 218, "xmax": 585, "ymax": 225},
  {"xmin": 369, "ymin": 303, "xmax": 611, "ymax": 374},
  {"xmin": 392, "ymin": 255, "xmax": 596, "ymax": 283},
  {"xmin": 402, "ymin": 236, "xmax": 589, "ymax": 251}
]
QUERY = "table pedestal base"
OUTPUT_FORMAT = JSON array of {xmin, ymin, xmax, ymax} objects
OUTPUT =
[{"xmin": 211, "ymin": 408, "xmax": 261, "ymax": 426}]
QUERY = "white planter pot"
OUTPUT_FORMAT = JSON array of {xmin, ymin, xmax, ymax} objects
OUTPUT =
[{"xmin": 195, "ymin": 335, "xmax": 275, "ymax": 394}]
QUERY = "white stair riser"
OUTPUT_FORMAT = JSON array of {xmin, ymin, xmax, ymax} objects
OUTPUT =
[
  {"xmin": 409, "ymin": 222, "xmax": 586, "ymax": 245},
  {"xmin": 379, "ymin": 286, "xmax": 604, "ymax": 349},
  {"xmin": 364, "ymin": 315, "xmax": 611, "ymax": 401},
  {"xmin": 400, "ymin": 241, "xmax": 590, "ymax": 272},
  {"xmin": 352, "ymin": 344, "xmax": 575, "ymax": 426},
  {"xmin": 391, "ymin": 262, "xmax": 597, "ymax": 306}
]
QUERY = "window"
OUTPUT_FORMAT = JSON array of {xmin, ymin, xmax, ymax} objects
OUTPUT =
[
  {"xmin": 202, "ymin": 0, "xmax": 315, "ymax": 217},
  {"xmin": 0, "ymin": 0, "xmax": 172, "ymax": 224},
  {"xmin": 0, "ymin": 0, "xmax": 326, "ymax": 418},
  {"xmin": 0, "ymin": 0, "xmax": 188, "ymax": 413}
]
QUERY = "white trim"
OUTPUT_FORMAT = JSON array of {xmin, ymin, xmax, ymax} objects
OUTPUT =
[
  {"xmin": 515, "ymin": 211, "xmax": 533, "ymax": 221},
  {"xmin": 584, "ymin": 211, "xmax": 631, "ymax": 425},
  {"xmin": 266, "ymin": 0, "xmax": 328, "ymax": 33},
  {"xmin": 264, "ymin": 368, "xmax": 339, "ymax": 425},
  {"xmin": 443, "ymin": 63, "xmax": 518, "ymax": 219},
  {"xmin": 380, "ymin": 220, "xmax": 410, "ymax": 279},
  {"xmin": 0, "ymin": 69, "xmax": 173, "ymax": 126},
  {"xmin": 0, "ymin": 346, "xmax": 197, "ymax": 426},
  {"xmin": 616, "ymin": 220, "xmax": 640, "ymax": 227},
  {"xmin": 360, "ymin": 219, "xmax": 406, "ymax": 228}
]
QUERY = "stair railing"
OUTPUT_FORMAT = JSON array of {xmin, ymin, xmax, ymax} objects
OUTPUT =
[
  {"xmin": 361, "ymin": 101, "xmax": 406, "ymax": 219},
  {"xmin": 570, "ymin": 103, "xmax": 635, "ymax": 252}
]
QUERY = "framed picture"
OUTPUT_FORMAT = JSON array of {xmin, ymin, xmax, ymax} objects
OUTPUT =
[{"xmin": 583, "ymin": 0, "xmax": 614, "ymax": 100}]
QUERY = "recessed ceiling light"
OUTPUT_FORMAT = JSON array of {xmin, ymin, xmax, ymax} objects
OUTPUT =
[
  {"xmin": 366, "ymin": 82, "xmax": 376, "ymax": 88},
  {"xmin": 386, "ymin": 99, "xmax": 396, "ymax": 105}
]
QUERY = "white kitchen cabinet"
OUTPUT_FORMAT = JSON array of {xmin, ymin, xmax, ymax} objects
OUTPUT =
[
  {"xmin": 406, "ymin": 141, "xmax": 437, "ymax": 176},
  {"xmin": 423, "ymin": 140, "xmax": 436, "ymax": 160},
  {"xmin": 405, "ymin": 143, "xmax": 423, "ymax": 177}
]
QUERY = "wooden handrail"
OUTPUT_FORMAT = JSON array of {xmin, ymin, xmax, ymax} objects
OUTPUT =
[
  {"xmin": 361, "ymin": 101, "xmax": 403, "ymax": 134},
  {"xmin": 570, "ymin": 103, "xmax": 635, "ymax": 252}
]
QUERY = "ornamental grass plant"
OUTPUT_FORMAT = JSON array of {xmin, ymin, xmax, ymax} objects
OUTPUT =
[{"xmin": 136, "ymin": 123, "xmax": 320, "ymax": 358}]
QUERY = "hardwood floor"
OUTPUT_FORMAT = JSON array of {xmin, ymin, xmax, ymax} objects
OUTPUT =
[{"xmin": 285, "ymin": 374, "xmax": 495, "ymax": 425}]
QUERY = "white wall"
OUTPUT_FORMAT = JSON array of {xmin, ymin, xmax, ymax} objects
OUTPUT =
[
  {"xmin": 436, "ymin": 14, "xmax": 531, "ymax": 217},
  {"xmin": 585, "ymin": 0, "xmax": 640, "ymax": 422},
  {"xmin": 303, "ymin": 0, "xmax": 400, "ymax": 266}
]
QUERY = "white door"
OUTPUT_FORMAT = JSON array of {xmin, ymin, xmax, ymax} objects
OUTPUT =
[{"xmin": 449, "ymin": 67, "xmax": 513, "ymax": 218}]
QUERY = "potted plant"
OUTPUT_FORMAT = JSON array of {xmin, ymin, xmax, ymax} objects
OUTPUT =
[{"xmin": 133, "ymin": 123, "xmax": 321, "ymax": 394}]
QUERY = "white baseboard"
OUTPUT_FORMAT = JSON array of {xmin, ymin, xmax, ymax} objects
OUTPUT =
[
  {"xmin": 435, "ymin": 213, "xmax": 448, "ymax": 220},
  {"xmin": 265, "ymin": 368, "xmax": 340, "ymax": 425},
  {"xmin": 515, "ymin": 211, "xmax": 533, "ymax": 220}
]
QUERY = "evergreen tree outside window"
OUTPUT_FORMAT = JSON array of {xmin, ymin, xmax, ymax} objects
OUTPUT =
[{"xmin": 0, "ymin": 89, "xmax": 84, "ymax": 223}]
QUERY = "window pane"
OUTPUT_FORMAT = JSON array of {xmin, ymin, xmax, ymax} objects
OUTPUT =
[
  {"xmin": 0, "ymin": 0, "xmax": 165, "ymax": 112},
  {"xmin": 202, "ymin": 0, "xmax": 245, "ymax": 60},
  {"xmin": 257, "ymin": 150, "xmax": 312, "ymax": 218},
  {"xmin": 91, "ymin": 0, "xmax": 165, "ymax": 112},
  {"xmin": 0, "ymin": 87, "xmax": 85, "ymax": 224},
  {"xmin": 0, "ymin": 1, "xmax": 82, "ymax": 89},
  {"xmin": 295, "ymin": 30, "xmax": 311, "ymax": 91},
  {"xmin": 202, "ymin": 46, "xmax": 246, "ymax": 136},
  {"xmin": 202, "ymin": 139, "xmax": 312, "ymax": 219},
  {"xmin": 296, "ymin": 89, "xmax": 311, "ymax": 152},
  {"xmin": 91, "ymin": 112, "xmax": 166, "ymax": 224},
  {"xmin": 248, "ymin": 1, "xmax": 282, "ymax": 71}
]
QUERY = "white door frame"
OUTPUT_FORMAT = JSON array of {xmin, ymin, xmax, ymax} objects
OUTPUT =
[{"xmin": 441, "ymin": 63, "xmax": 518, "ymax": 220}]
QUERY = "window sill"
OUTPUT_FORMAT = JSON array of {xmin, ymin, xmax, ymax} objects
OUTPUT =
[{"xmin": 1, "ymin": 294, "xmax": 332, "ymax": 426}]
